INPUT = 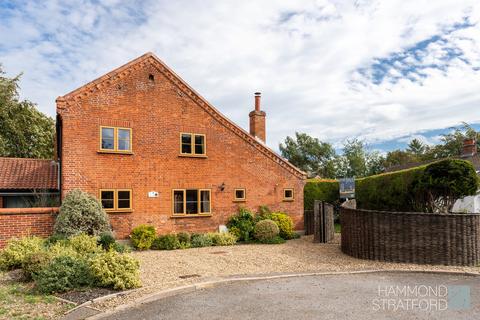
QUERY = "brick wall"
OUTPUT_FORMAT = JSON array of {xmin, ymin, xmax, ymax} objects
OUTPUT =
[
  {"xmin": 57, "ymin": 55, "xmax": 305, "ymax": 239},
  {"xmin": 0, "ymin": 208, "xmax": 59, "ymax": 248}
]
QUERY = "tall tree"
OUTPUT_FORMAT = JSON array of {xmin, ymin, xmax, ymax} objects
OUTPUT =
[
  {"xmin": 279, "ymin": 132, "xmax": 336, "ymax": 178},
  {"xmin": 334, "ymin": 138, "xmax": 385, "ymax": 178},
  {"xmin": 406, "ymin": 138, "xmax": 426, "ymax": 156},
  {"xmin": 383, "ymin": 149, "xmax": 418, "ymax": 168},
  {"xmin": 0, "ymin": 65, "xmax": 54, "ymax": 159}
]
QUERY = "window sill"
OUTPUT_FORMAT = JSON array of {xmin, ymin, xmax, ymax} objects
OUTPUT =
[
  {"xmin": 283, "ymin": 199, "xmax": 295, "ymax": 202},
  {"xmin": 98, "ymin": 150, "xmax": 134, "ymax": 155},
  {"xmin": 106, "ymin": 210, "xmax": 133, "ymax": 214},
  {"xmin": 171, "ymin": 214, "xmax": 212, "ymax": 218},
  {"xmin": 233, "ymin": 199, "xmax": 246, "ymax": 203},
  {"xmin": 178, "ymin": 154, "xmax": 208, "ymax": 159}
]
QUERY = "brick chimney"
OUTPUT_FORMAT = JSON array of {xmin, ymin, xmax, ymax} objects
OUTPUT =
[
  {"xmin": 461, "ymin": 138, "xmax": 477, "ymax": 158},
  {"xmin": 249, "ymin": 92, "xmax": 266, "ymax": 142}
]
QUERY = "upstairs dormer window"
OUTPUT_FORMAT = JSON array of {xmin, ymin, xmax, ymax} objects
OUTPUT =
[
  {"xmin": 100, "ymin": 126, "xmax": 132, "ymax": 153},
  {"xmin": 180, "ymin": 133, "xmax": 206, "ymax": 157}
]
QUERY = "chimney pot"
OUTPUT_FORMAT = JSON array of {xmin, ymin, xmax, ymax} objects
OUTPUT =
[
  {"xmin": 249, "ymin": 92, "xmax": 266, "ymax": 142},
  {"xmin": 254, "ymin": 92, "xmax": 261, "ymax": 111},
  {"xmin": 461, "ymin": 138, "xmax": 477, "ymax": 158}
]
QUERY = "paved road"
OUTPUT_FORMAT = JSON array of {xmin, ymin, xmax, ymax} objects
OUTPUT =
[{"xmin": 104, "ymin": 272, "xmax": 479, "ymax": 320}]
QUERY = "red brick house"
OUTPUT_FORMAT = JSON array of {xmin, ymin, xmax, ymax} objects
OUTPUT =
[{"xmin": 55, "ymin": 53, "xmax": 306, "ymax": 238}]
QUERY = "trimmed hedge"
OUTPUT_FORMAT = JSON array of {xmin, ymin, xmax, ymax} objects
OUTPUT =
[
  {"xmin": 356, "ymin": 165, "xmax": 426, "ymax": 211},
  {"xmin": 356, "ymin": 159, "xmax": 479, "ymax": 212},
  {"xmin": 304, "ymin": 179, "xmax": 339, "ymax": 211}
]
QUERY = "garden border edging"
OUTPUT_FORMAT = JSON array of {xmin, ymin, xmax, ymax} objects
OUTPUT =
[{"xmin": 83, "ymin": 269, "xmax": 480, "ymax": 320}]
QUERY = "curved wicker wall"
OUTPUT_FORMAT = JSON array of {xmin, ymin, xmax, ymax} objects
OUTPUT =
[{"xmin": 340, "ymin": 208, "xmax": 480, "ymax": 266}]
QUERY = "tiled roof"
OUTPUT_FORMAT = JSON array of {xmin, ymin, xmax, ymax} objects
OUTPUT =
[{"xmin": 0, "ymin": 158, "xmax": 58, "ymax": 190}]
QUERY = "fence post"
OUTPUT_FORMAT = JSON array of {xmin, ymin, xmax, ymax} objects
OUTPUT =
[{"xmin": 313, "ymin": 200, "xmax": 322, "ymax": 243}]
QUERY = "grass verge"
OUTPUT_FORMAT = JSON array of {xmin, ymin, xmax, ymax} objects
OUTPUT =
[{"xmin": 0, "ymin": 272, "xmax": 73, "ymax": 320}]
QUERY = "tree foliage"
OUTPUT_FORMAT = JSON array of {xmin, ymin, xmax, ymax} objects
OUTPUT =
[
  {"xmin": 0, "ymin": 65, "xmax": 55, "ymax": 159},
  {"xmin": 334, "ymin": 138, "xmax": 384, "ymax": 178},
  {"xmin": 415, "ymin": 160, "xmax": 479, "ymax": 213},
  {"xmin": 279, "ymin": 132, "xmax": 336, "ymax": 178}
]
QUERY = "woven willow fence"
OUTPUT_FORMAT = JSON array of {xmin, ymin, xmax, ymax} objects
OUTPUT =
[{"xmin": 341, "ymin": 207, "xmax": 480, "ymax": 266}]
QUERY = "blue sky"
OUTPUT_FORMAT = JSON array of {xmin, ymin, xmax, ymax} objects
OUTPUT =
[{"xmin": 1, "ymin": 0, "xmax": 480, "ymax": 154}]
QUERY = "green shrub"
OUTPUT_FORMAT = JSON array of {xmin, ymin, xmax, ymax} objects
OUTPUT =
[
  {"xmin": 190, "ymin": 233, "xmax": 213, "ymax": 248},
  {"xmin": 34, "ymin": 255, "xmax": 93, "ymax": 293},
  {"xmin": 227, "ymin": 226, "xmax": 241, "ymax": 240},
  {"xmin": 261, "ymin": 236, "xmax": 286, "ymax": 244},
  {"xmin": 98, "ymin": 232, "xmax": 116, "ymax": 251},
  {"xmin": 0, "ymin": 237, "xmax": 44, "ymax": 271},
  {"xmin": 47, "ymin": 241, "xmax": 80, "ymax": 259},
  {"xmin": 68, "ymin": 233, "xmax": 102, "ymax": 255},
  {"xmin": 54, "ymin": 189, "xmax": 111, "ymax": 237},
  {"xmin": 22, "ymin": 251, "xmax": 51, "ymax": 280},
  {"xmin": 111, "ymin": 242, "xmax": 130, "ymax": 253},
  {"xmin": 227, "ymin": 208, "xmax": 255, "ymax": 241},
  {"xmin": 177, "ymin": 232, "xmax": 191, "ymax": 245},
  {"xmin": 130, "ymin": 225, "xmax": 156, "ymax": 250},
  {"xmin": 151, "ymin": 234, "xmax": 180, "ymax": 250},
  {"xmin": 45, "ymin": 234, "xmax": 67, "ymax": 247},
  {"xmin": 207, "ymin": 232, "xmax": 237, "ymax": 246},
  {"xmin": 415, "ymin": 159, "xmax": 479, "ymax": 212},
  {"xmin": 253, "ymin": 219, "xmax": 279, "ymax": 242},
  {"xmin": 356, "ymin": 159, "xmax": 479, "ymax": 212},
  {"xmin": 257, "ymin": 205, "xmax": 272, "ymax": 218},
  {"xmin": 264, "ymin": 212, "xmax": 295, "ymax": 239},
  {"xmin": 304, "ymin": 179, "xmax": 339, "ymax": 211},
  {"xmin": 89, "ymin": 251, "xmax": 141, "ymax": 290}
]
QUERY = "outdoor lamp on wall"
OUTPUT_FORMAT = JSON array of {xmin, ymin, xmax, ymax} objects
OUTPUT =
[{"xmin": 219, "ymin": 182, "xmax": 226, "ymax": 191}]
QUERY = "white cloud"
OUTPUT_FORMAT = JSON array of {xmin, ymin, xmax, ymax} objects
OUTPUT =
[{"xmin": 1, "ymin": 0, "xmax": 480, "ymax": 151}]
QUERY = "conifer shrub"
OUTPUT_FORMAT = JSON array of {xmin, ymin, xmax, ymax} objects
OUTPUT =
[{"xmin": 54, "ymin": 189, "xmax": 111, "ymax": 237}]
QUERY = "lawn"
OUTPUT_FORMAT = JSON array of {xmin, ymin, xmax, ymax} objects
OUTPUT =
[
  {"xmin": 0, "ymin": 272, "xmax": 72, "ymax": 320},
  {"xmin": 334, "ymin": 223, "xmax": 341, "ymax": 233}
]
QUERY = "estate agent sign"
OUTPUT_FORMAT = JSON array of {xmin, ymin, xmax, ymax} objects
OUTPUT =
[{"xmin": 339, "ymin": 178, "xmax": 355, "ymax": 199}]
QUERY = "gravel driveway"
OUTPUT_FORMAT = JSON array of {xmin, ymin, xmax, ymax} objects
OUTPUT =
[
  {"xmin": 101, "ymin": 272, "xmax": 480, "ymax": 320},
  {"xmin": 91, "ymin": 235, "xmax": 480, "ymax": 311}
]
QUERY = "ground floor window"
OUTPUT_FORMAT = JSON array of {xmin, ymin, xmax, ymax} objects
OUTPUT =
[
  {"xmin": 234, "ymin": 188, "xmax": 246, "ymax": 201},
  {"xmin": 173, "ymin": 189, "xmax": 211, "ymax": 215},
  {"xmin": 283, "ymin": 188, "xmax": 294, "ymax": 201},
  {"xmin": 100, "ymin": 189, "xmax": 132, "ymax": 211}
]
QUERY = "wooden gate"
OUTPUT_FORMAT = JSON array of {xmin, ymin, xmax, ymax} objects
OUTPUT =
[{"xmin": 313, "ymin": 200, "xmax": 335, "ymax": 243}]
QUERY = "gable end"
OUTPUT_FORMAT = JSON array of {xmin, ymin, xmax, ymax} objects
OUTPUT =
[{"xmin": 56, "ymin": 53, "xmax": 306, "ymax": 180}]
